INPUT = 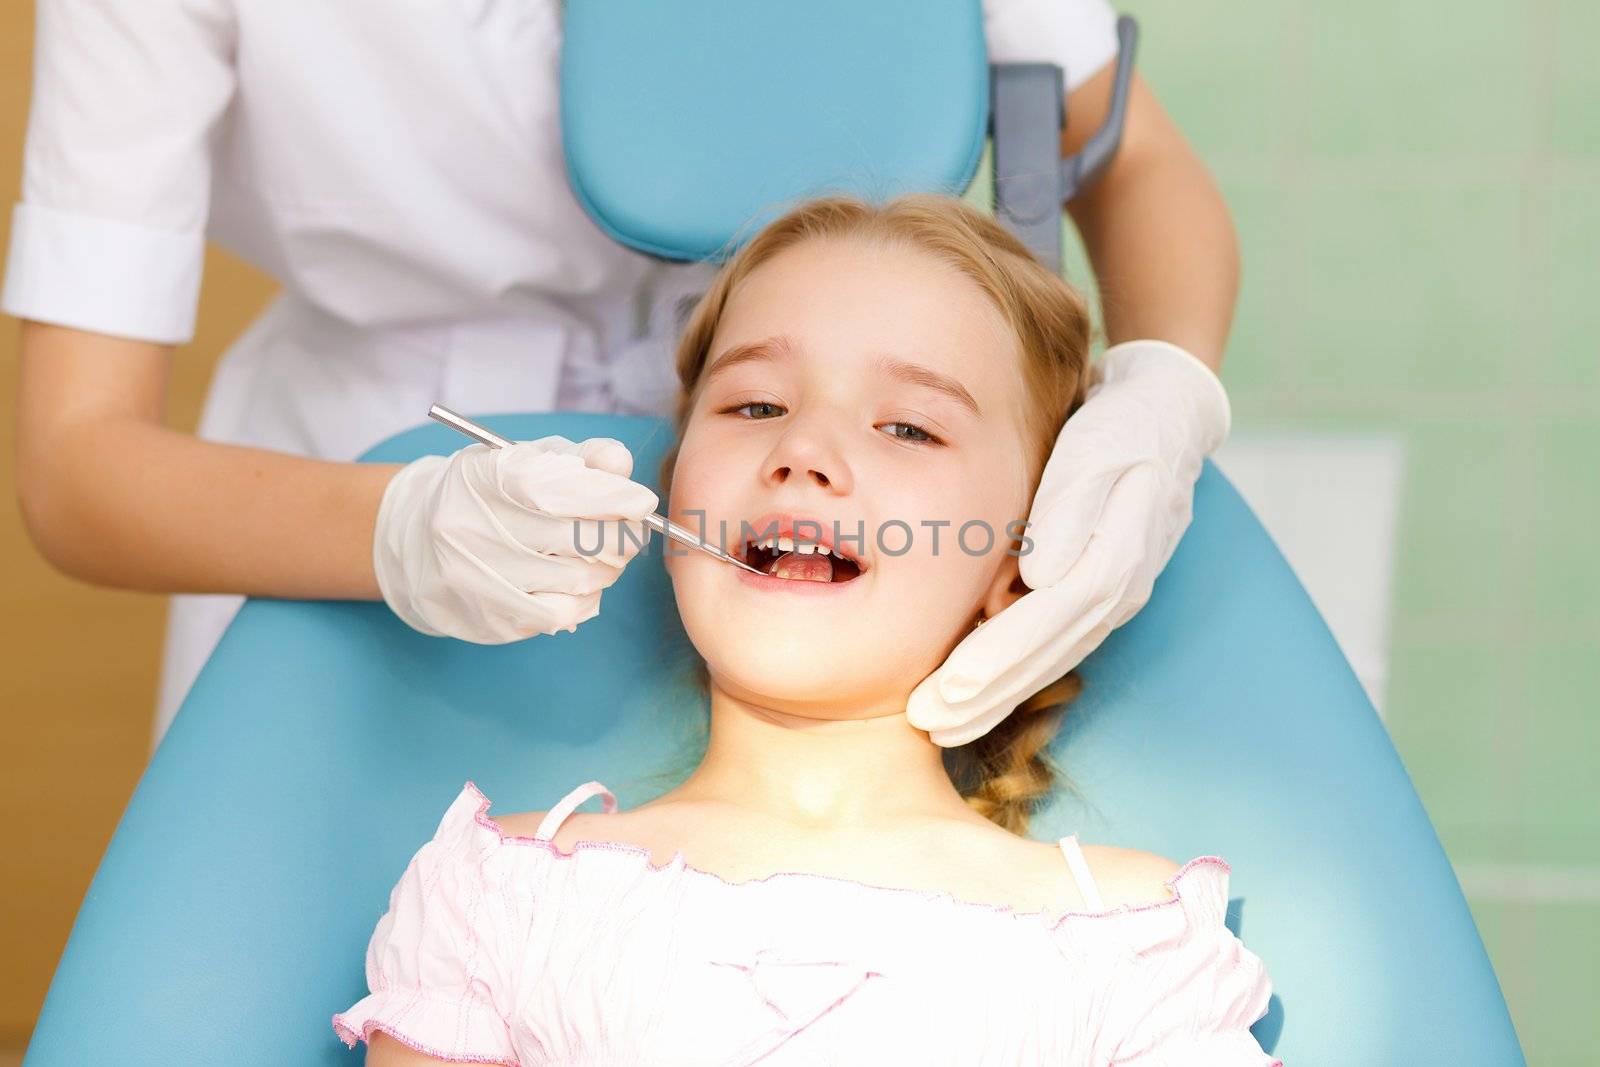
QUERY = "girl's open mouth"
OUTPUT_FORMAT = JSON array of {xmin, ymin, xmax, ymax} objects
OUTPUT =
[{"xmin": 740, "ymin": 535, "xmax": 866, "ymax": 585}]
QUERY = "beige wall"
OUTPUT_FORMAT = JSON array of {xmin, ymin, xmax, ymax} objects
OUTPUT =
[{"xmin": 0, "ymin": 4, "xmax": 277, "ymax": 1044}]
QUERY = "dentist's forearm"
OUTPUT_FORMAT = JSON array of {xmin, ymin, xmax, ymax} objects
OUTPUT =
[
  {"xmin": 1062, "ymin": 72, "xmax": 1240, "ymax": 374},
  {"xmin": 14, "ymin": 320, "xmax": 404, "ymax": 600},
  {"xmin": 24, "ymin": 420, "xmax": 403, "ymax": 599}
]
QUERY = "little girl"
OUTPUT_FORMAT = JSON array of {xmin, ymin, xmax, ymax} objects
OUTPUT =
[{"xmin": 333, "ymin": 193, "xmax": 1280, "ymax": 1065}]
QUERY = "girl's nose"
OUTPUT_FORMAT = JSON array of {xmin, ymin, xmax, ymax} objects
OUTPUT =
[{"xmin": 762, "ymin": 416, "xmax": 852, "ymax": 494}]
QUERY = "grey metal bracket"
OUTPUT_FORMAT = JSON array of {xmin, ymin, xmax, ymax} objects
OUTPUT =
[{"xmin": 991, "ymin": 14, "xmax": 1140, "ymax": 271}]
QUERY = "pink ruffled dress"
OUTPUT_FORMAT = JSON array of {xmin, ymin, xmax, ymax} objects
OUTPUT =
[{"xmin": 333, "ymin": 780, "xmax": 1281, "ymax": 1065}]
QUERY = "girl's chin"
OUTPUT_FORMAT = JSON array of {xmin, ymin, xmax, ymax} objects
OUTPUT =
[{"xmin": 703, "ymin": 670, "xmax": 886, "ymax": 714}]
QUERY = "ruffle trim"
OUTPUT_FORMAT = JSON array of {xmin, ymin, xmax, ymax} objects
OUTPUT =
[
  {"xmin": 332, "ymin": 989, "xmax": 518, "ymax": 1065},
  {"xmin": 443, "ymin": 781, "xmax": 1233, "ymax": 950},
  {"xmin": 1111, "ymin": 1031, "xmax": 1283, "ymax": 1067},
  {"xmin": 1102, "ymin": 969, "xmax": 1282, "ymax": 1066}
]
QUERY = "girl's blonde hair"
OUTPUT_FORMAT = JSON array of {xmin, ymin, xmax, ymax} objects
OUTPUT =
[{"xmin": 657, "ymin": 192, "xmax": 1095, "ymax": 835}]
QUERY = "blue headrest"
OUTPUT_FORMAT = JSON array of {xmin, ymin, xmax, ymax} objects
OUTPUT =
[
  {"xmin": 560, "ymin": 0, "xmax": 989, "ymax": 260},
  {"xmin": 20, "ymin": 412, "xmax": 1523, "ymax": 1064}
]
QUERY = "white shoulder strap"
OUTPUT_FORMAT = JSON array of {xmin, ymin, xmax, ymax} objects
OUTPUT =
[
  {"xmin": 1058, "ymin": 833, "xmax": 1105, "ymax": 911},
  {"xmin": 533, "ymin": 780, "xmax": 616, "ymax": 842}
]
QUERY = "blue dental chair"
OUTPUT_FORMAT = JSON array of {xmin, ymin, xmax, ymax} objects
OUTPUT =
[{"xmin": 23, "ymin": 2, "xmax": 1525, "ymax": 1064}]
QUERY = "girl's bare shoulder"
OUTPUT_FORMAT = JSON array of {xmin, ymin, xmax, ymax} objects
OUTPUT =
[{"xmin": 1079, "ymin": 843, "xmax": 1184, "ymax": 908}]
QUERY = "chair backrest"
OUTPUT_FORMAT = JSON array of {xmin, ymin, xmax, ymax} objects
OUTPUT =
[
  {"xmin": 560, "ymin": 0, "xmax": 990, "ymax": 261},
  {"xmin": 23, "ymin": 413, "xmax": 1524, "ymax": 1064}
]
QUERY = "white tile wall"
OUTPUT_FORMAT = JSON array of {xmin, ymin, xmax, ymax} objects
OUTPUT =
[{"xmin": 1211, "ymin": 430, "xmax": 1408, "ymax": 720}]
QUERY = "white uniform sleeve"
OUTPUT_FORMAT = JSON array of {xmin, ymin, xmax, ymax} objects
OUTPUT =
[
  {"xmin": 1, "ymin": 0, "xmax": 238, "ymax": 344},
  {"xmin": 981, "ymin": 0, "xmax": 1121, "ymax": 93}
]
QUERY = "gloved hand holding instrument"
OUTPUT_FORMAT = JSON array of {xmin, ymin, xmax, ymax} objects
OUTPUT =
[{"xmin": 373, "ymin": 405, "xmax": 759, "ymax": 644}]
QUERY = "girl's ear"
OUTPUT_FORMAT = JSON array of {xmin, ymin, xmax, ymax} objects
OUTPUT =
[{"xmin": 978, "ymin": 538, "xmax": 1030, "ymax": 623}]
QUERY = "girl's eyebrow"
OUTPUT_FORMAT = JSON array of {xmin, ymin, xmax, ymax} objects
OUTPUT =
[
  {"xmin": 875, "ymin": 355, "xmax": 982, "ymax": 419},
  {"xmin": 703, "ymin": 335, "xmax": 794, "ymax": 383},
  {"xmin": 704, "ymin": 335, "xmax": 982, "ymax": 419}
]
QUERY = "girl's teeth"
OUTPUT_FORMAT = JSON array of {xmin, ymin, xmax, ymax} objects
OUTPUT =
[{"xmin": 746, "ymin": 534, "xmax": 853, "ymax": 566}]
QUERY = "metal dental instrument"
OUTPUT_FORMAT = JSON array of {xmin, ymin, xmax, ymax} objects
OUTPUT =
[{"xmin": 427, "ymin": 404, "xmax": 765, "ymax": 575}]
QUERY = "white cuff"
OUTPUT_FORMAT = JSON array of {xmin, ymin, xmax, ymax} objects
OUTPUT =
[{"xmin": 1, "ymin": 201, "xmax": 204, "ymax": 344}]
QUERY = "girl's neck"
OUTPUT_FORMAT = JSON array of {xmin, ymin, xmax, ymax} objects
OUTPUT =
[{"xmin": 655, "ymin": 682, "xmax": 985, "ymax": 832}]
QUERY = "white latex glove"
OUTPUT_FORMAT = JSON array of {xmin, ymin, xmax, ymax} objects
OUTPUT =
[
  {"xmin": 373, "ymin": 435, "xmax": 660, "ymax": 642},
  {"xmin": 905, "ymin": 339, "xmax": 1232, "ymax": 747}
]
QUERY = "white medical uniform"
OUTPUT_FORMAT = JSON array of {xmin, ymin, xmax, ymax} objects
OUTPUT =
[{"xmin": 1, "ymin": 0, "xmax": 1119, "ymax": 752}]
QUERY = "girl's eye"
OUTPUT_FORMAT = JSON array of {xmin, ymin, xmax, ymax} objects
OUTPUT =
[
  {"xmin": 882, "ymin": 421, "xmax": 940, "ymax": 445},
  {"xmin": 717, "ymin": 400, "xmax": 943, "ymax": 446},
  {"xmin": 724, "ymin": 400, "xmax": 784, "ymax": 419}
]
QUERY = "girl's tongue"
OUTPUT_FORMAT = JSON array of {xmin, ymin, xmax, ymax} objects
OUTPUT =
[{"xmin": 768, "ymin": 550, "xmax": 836, "ymax": 583}]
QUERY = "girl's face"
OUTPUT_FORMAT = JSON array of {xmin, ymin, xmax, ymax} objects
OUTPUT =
[{"xmin": 665, "ymin": 237, "xmax": 1036, "ymax": 718}]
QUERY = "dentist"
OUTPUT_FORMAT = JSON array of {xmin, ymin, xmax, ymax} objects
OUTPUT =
[{"xmin": 5, "ymin": 0, "xmax": 1236, "ymax": 754}]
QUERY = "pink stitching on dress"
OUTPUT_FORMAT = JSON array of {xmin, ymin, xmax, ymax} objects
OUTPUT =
[
  {"xmin": 744, "ymin": 971, "xmax": 884, "ymax": 1065},
  {"xmin": 458, "ymin": 780, "xmax": 1232, "ymax": 930},
  {"xmin": 331, "ymin": 1015, "xmax": 519, "ymax": 1066},
  {"xmin": 702, "ymin": 950, "xmax": 887, "ymax": 1067},
  {"xmin": 707, "ymin": 951, "xmax": 886, "ymax": 1020}
]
